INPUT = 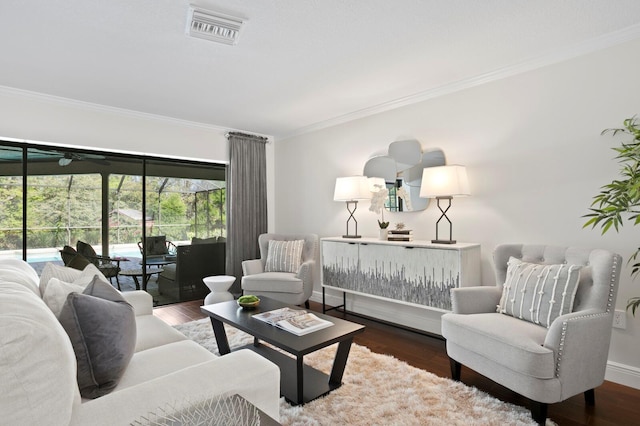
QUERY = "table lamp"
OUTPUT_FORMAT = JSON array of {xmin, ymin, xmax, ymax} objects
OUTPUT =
[
  {"xmin": 419, "ymin": 165, "xmax": 470, "ymax": 244},
  {"xmin": 334, "ymin": 176, "xmax": 372, "ymax": 238}
]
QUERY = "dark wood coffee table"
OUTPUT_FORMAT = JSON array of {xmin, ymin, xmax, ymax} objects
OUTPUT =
[{"xmin": 201, "ymin": 297, "xmax": 365, "ymax": 405}]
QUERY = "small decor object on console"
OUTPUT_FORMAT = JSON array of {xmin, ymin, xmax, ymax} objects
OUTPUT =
[
  {"xmin": 387, "ymin": 229, "xmax": 413, "ymax": 242},
  {"xmin": 387, "ymin": 222, "xmax": 413, "ymax": 241}
]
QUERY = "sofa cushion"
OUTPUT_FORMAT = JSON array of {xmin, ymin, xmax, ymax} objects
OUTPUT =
[
  {"xmin": 264, "ymin": 240, "xmax": 303, "ymax": 273},
  {"xmin": 0, "ymin": 258, "xmax": 40, "ymax": 295},
  {"xmin": 0, "ymin": 281, "xmax": 77, "ymax": 426},
  {"xmin": 159, "ymin": 263, "xmax": 177, "ymax": 280},
  {"xmin": 192, "ymin": 237, "xmax": 218, "ymax": 245},
  {"xmin": 76, "ymin": 240, "xmax": 101, "ymax": 265},
  {"xmin": 133, "ymin": 315, "xmax": 187, "ymax": 353},
  {"xmin": 61, "ymin": 245, "xmax": 93, "ymax": 270},
  {"xmin": 441, "ymin": 312, "xmax": 555, "ymax": 379},
  {"xmin": 116, "ymin": 340, "xmax": 213, "ymax": 390},
  {"xmin": 59, "ymin": 279, "xmax": 136, "ymax": 399},
  {"xmin": 497, "ymin": 257, "xmax": 582, "ymax": 328},
  {"xmin": 242, "ymin": 272, "xmax": 303, "ymax": 294},
  {"xmin": 68, "ymin": 253, "xmax": 92, "ymax": 271}
]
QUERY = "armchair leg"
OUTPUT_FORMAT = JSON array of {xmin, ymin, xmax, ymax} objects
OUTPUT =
[
  {"xmin": 584, "ymin": 388, "xmax": 595, "ymax": 406},
  {"xmin": 449, "ymin": 358, "xmax": 461, "ymax": 381},
  {"xmin": 530, "ymin": 401, "xmax": 548, "ymax": 425},
  {"xmin": 304, "ymin": 300, "xmax": 310, "ymax": 309}
]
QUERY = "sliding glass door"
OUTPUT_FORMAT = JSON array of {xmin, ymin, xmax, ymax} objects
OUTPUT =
[
  {"xmin": 0, "ymin": 146, "xmax": 23, "ymax": 260},
  {"xmin": 0, "ymin": 141, "xmax": 226, "ymax": 305}
]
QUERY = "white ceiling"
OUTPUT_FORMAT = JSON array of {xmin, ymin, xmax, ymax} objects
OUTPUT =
[{"xmin": 2, "ymin": 1, "xmax": 640, "ymax": 139}]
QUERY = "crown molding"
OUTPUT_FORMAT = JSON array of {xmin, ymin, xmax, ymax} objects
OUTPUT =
[
  {"xmin": 0, "ymin": 85, "xmax": 230, "ymax": 132},
  {"xmin": 278, "ymin": 23, "xmax": 640, "ymax": 141},
  {"xmin": 0, "ymin": 84, "xmax": 272, "ymax": 141}
]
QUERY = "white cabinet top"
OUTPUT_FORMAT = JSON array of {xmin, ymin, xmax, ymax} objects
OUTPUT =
[{"xmin": 322, "ymin": 236, "xmax": 480, "ymax": 250}]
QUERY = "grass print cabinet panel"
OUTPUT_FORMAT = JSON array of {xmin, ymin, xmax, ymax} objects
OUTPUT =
[{"xmin": 321, "ymin": 237, "xmax": 481, "ymax": 312}]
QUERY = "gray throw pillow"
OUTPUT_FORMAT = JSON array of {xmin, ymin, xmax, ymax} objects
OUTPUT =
[
  {"xmin": 58, "ymin": 277, "xmax": 136, "ymax": 399},
  {"xmin": 264, "ymin": 240, "xmax": 304, "ymax": 273},
  {"xmin": 497, "ymin": 257, "xmax": 582, "ymax": 328}
]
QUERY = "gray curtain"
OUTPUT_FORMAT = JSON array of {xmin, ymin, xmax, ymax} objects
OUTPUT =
[{"xmin": 226, "ymin": 132, "xmax": 268, "ymax": 294}]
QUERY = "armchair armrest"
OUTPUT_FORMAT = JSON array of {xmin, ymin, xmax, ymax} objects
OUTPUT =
[
  {"xmin": 121, "ymin": 290, "xmax": 153, "ymax": 316},
  {"xmin": 544, "ymin": 309, "xmax": 613, "ymax": 399},
  {"xmin": 242, "ymin": 259, "xmax": 263, "ymax": 276},
  {"xmin": 88, "ymin": 254, "xmax": 121, "ymax": 267},
  {"xmin": 450, "ymin": 286, "xmax": 502, "ymax": 314},
  {"xmin": 296, "ymin": 259, "xmax": 314, "ymax": 281}
]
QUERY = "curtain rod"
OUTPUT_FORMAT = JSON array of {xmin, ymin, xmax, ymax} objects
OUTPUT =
[{"xmin": 225, "ymin": 132, "xmax": 270, "ymax": 143}]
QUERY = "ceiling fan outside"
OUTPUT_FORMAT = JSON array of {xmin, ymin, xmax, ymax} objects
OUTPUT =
[{"xmin": 58, "ymin": 151, "xmax": 109, "ymax": 166}]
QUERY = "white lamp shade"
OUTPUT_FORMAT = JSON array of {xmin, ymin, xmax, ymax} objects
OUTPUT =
[
  {"xmin": 334, "ymin": 176, "xmax": 373, "ymax": 201},
  {"xmin": 419, "ymin": 165, "xmax": 470, "ymax": 198}
]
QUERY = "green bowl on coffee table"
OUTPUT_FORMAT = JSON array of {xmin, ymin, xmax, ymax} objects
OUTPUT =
[{"xmin": 237, "ymin": 295, "xmax": 260, "ymax": 309}]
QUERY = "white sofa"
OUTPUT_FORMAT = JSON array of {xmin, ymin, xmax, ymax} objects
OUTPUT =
[{"xmin": 0, "ymin": 259, "xmax": 280, "ymax": 425}]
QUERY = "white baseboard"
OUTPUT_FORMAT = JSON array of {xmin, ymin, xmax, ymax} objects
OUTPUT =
[
  {"xmin": 606, "ymin": 361, "xmax": 640, "ymax": 390},
  {"xmin": 312, "ymin": 290, "xmax": 640, "ymax": 390}
]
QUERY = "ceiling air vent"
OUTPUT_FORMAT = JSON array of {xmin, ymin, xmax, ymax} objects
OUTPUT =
[{"xmin": 187, "ymin": 7, "xmax": 243, "ymax": 45}]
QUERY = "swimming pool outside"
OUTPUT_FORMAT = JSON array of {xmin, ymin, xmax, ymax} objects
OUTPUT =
[{"xmin": 0, "ymin": 244, "xmax": 142, "ymax": 264}]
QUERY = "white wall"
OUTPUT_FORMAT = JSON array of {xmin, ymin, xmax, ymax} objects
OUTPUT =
[
  {"xmin": 0, "ymin": 87, "xmax": 276, "ymax": 231},
  {"xmin": 274, "ymin": 38, "xmax": 640, "ymax": 388}
]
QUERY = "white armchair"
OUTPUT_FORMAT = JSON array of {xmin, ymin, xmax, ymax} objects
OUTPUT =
[
  {"xmin": 241, "ymin": 233, "xmax": 319, "ymax": 307},
  {"xmin": 441, "ymin": 244, "xmax": 622, "ymax": 425}
]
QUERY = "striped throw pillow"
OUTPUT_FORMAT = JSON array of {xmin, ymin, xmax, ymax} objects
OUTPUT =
[
  {"xmin": 264, "ymin": 240, "xmax": 304, "ymax": 273},
  {"xmin": 497, "ymin": 257, "xmax": 582, "ymax": 328}
]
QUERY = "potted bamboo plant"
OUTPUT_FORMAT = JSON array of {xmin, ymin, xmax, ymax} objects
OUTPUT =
[{"xmin": 584, "ymin": 116, "xmax": 640, "ymax": 315}]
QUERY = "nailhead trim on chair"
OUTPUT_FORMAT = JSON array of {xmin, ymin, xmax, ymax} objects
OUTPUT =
[
  {"xmin": 555, "ymin": 312, "xmax": 610, "ymax": 378},
  {"xmin": 557, "ymin": 322, "xmax": 567, "ymax": 377},
  {"xmin": 606, "ymin": 255, "xmax": 619, "ymax": 314},
  {"xmin": 555, "ymin": 255, "xmax": 620, "ymax": 378}
]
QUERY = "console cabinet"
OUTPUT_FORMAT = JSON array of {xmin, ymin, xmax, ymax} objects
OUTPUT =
[{"xmin": 321, "ymin": 237, "xmax": 481, "ymax": 312}]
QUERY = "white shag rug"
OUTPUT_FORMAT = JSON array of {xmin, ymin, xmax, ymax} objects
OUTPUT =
[{"xmin": 174, "ymin": 318, "xmax": 555, "ymax": 426}]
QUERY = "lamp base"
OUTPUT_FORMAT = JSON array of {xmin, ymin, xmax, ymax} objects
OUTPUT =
[
  {"xmin": 343, "ymin": 235, "xmax": 362, "ymax": 239},
  {"xmin": 431, "ymin": 239, "xmax": 456, "ymax": 244}
]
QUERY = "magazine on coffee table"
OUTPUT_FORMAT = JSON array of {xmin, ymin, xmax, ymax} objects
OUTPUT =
[{"xmin": 253, "ymin": 307, "xmax": 334, "ymax": 336}]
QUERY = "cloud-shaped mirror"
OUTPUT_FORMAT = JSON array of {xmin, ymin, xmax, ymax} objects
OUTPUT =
[{"xmin": 363, "ymin": 140, "xmax": 446, "ymax": 212}]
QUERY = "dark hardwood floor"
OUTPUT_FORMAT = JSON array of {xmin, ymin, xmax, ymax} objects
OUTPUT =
[{"xmin": 154, "ymin": 299, "xmax": 640, "ymax": 425}]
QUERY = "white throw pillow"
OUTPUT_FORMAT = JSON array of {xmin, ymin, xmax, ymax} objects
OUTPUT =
[
  {"xmin": 497, "ymin": 257, "xmax": 582, "ymax": 328},
  {"xmin": 75, "ymin": 264, "xmax": 109, "ymax": 286},
  {"xmin": 39, "ymin": 263, "xmax": 82, "ymax": 296},
  {"xmin": 43, "ymin": 277, "xmax": 88, "ymax": 318},
  {"xmin": 264, "ymin": 240, "xmax": 304, "ymax": 273},
  {"xmin": 39, "ymin": 263, "xmax": 108, "ymax": 297}
]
